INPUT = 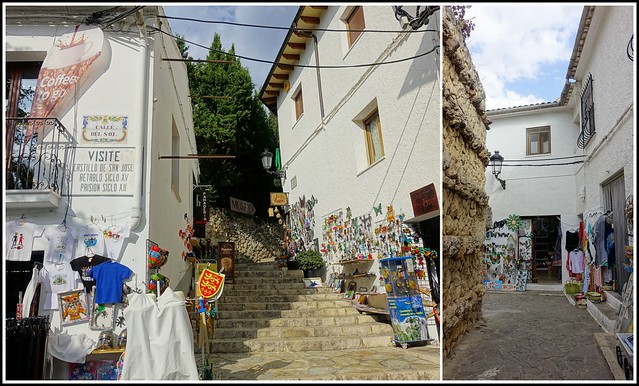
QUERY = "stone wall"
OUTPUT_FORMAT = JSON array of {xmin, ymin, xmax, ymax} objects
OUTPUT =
[
  {"xmin": 442, "ymin": 7, "xmax": 492, "ymax": 358},
  {"xmin": 206, "ymin": 207, "xmax": 284, "ymax": 263}
]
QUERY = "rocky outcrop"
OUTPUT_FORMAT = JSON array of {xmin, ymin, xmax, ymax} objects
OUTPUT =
[
  {"xmin": 442, "ymin": 6, "xmax": 491, "ymax": 358},
  {"xmin": 206, "ymin": 207, "xmax": 284, "ymax": 264}
]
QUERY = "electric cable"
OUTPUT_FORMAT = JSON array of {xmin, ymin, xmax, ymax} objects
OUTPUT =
[
  {"xmin": 501, "ymin": 161, "xmax": 584, "ymax": 167},
  {"xmin": 500, "ymin": 155, "xmax": 586, "ymax": 162},
  {"xmin": 150, "ymin": 26, "xmax": 439, "ymax": 69},
  {"xmin": 158, "ymin": 14, "xmax": 438, "ymax": 34}
]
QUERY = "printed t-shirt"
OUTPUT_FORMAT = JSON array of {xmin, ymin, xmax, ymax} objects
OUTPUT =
[
  {"xmin": 70, "ymin": 255, "xmax": 110, "ymax": 294},
  {"xmin": 6, "ymin": 220, "xmax": 44, "ymax": 261},
  {"xmin": 102, "ymin": 224, "xmax": 130, "ymax": 260},
  {"xmin": 41, "ymin": 261, "xmax": 83, "ymax": 310},
  {"xmin": 90, "ymin": 261, "xmax": 133, "ymax": 304},
  {"xmin": 43, "ymin": 226, "xmax": 76, "ymax": 263},
  {"xmin": 73, "ymin": 224, "xmax": 106, "ymax": 258}
]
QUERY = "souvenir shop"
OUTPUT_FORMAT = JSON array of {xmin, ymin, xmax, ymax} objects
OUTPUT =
[{"xmin": 5, "ymin": 215, "xmax": 202, "ymax": 381}]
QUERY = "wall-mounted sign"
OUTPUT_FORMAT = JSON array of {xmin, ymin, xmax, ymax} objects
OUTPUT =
[
  {"xmin": 230, "ymin": 196, "xmax": 256, "ymax": 216},
  {"xmin": 410, "ymin": 183, "xmax": 439, "ymax": 218},
  {"xmin": 81, "ymin": 115, "xmax": 128, "ymax": 143},
  {"xmin": 270, "ymin": 192, "xmax": 288, "ymax": 206},
  {"xmin": 71, "ymin": 147, "xmax": 135, "ymax": 195}
]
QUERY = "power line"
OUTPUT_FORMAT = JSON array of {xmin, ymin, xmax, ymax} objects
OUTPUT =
[
  {"xmin": 151, "ymin": 26, "xmax": 439, "ymax": 69},
  {"xmin": 158, "ymin": 15, "xmax": 438, "ymax": 34},
  {"xmin": 502, "ymin": 161, "xmax": 584, "ymax": 167},
  {"xmin": 501, "ymin": 155, "xmax": 587, "ymax": 162}
]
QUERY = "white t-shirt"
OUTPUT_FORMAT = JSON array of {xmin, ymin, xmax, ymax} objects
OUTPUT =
[
  {"xmin": 569, "ymin": 249, "xmax": 585, "ymax": 274},
  {"xmin": 41, "ymin": 261, "xmax": 83, "ymax": 310},
  {"xmin": 5, "ymin": 220, "xmax": 44, "ymax": 261},
  {"xmin": 43, "ymin": 225, "xmax": 76, "ymax": 263},
  {"xmin": 73, "ymin": 224, "xmax": 106, "ymax": 258},
  {"xmin": 102, "ymin": 224, "xmax": 130, "ymax": 260}
]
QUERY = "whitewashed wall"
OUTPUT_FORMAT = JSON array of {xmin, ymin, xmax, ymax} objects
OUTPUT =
[
  {"xmin": 274, "ymin": 6, "xmax": 441, "ymax": 288},
  {"xmin": 4, "ymin": 8, "xmax": 196, "ymax": 345}
]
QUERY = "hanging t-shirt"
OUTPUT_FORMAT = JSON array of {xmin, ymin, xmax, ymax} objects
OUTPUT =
[
  {"xmin": 569, "ymin": 249, "xmax": 585, "ymax": 274},
  {"xmin": 41, "ymin": 261, "xmax": 83, "ymax": 310},
  {"xmin": 90, "ymin": 260, "xmax": 133, "ymax": 304},
  {"xmin": 565, "ymin": 230, "xmax": 580, "ymax": 252},
  {"xmin": 70, "ymin": 255, "xmax": 110, "ymax": 294},
  {"xmin": 5, "ymin": 220, "xmax": 44, "ymax": 261},
  {"xmin": 102, "ymin": 224, "xmax": 130, "ymax": 261},
  {"xmin": 73, "ymin": 224, "xmax": 106, "ymax": 258},
  {"xmin": 43, "ymin": 225, "xmax": 76, "ymax": 263}
]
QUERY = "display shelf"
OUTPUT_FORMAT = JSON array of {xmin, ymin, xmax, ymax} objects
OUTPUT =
[
  {"xmin": 333, "ymin": 259, "xmax": 374, "ymax": 265},
  {"xmin": 89, "ymin": 348, "xmax": 124, "ymax": 355}
]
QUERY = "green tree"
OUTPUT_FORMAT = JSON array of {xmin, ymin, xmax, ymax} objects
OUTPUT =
[{"xmin": 179, "ymin": 33, "xmax": 280, "ymax": 217}]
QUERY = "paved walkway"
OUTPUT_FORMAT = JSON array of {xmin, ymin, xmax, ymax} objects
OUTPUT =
[
  {"xmin": 443, "ymin": 289, "xmax": 616, "ymax": 381},
  {"xmin": 197, "ymin": 345, "xmax": 440, "ymax": 381}
]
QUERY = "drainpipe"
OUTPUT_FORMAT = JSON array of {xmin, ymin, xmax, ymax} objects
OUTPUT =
[
  {"xmin": 299, "ymin": 30, "xmax": 324, "ymax": 120},
  {"xmin": 128, "ymin": 9, "xmax": 148, "ymax": 230}
]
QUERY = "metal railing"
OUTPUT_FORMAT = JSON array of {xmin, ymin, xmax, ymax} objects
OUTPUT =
[{"xmin": 5, "ymin": 117, "xmax": 75, "ymax": 196}]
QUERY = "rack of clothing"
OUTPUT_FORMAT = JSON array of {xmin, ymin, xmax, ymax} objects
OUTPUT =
[{"xmin": 6, "ymin": 316, "xmax": 50, "ymax": 380}]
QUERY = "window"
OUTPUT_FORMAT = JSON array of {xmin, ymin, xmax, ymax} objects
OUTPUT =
[
  {"xmin": 364, "ymin": 110, "xmax": 384, "ymax": 164},
  {"xmin": 346, "ymin": 6, "xmax": 365, "ymax": 47},
  {"xmin": 526, "ymin": 126, "xmax": 551, "ymax": 155},
  {"xmin": 171, "ymin": 119, "xmax": 180, "ymax": 199},
  {"xmin": 5, "ymin": 62, "xmax": 41, "ymax": 118},
  {"xmin": 578, "ymin": 73, "xmax": 595, "ymax": 149},
  {"xmin": 293, "ymin": 87, "xmax": 304, "ymax": 120}
]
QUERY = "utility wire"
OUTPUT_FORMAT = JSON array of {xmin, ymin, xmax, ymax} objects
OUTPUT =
[
  {"xmin": 150, "ymin": 26, "xmax": 439, "ymax": 69},
  {"xmin": 502, "ymin": 161, "xmax": 584, "ymax": 167},
  {"xmin": 158, "ymin": 15, "xmax": 438, "ymax": 34},
  {"xmin": 500, "ymin": 155, "xmax": 586, "ymax": 162}
]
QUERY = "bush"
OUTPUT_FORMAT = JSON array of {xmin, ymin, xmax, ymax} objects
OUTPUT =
[{"xmin": 294, "ymin": 250, "xmax": 325, "ymax": 271}]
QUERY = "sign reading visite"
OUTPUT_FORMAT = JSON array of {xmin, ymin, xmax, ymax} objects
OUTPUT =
[{"xmin": 72, "ymin": 147, "xmax": 135, "ymax": 195}]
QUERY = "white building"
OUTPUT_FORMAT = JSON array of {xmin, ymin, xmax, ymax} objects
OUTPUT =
[
  {"xmin": 484, "ymin": 5, "xmax": 635, "ymax": 295},
  {"xmin": 259, "ymin": 6, "xmax": 441, "ymax": 300},
  {"xmin": 4, "ymin": 5, "xmax": 199, "ymax": 377}
]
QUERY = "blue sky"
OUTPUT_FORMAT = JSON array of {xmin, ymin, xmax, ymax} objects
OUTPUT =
[
  {"xmin": 464, "ymin": 4, "xmax": 584, "ymax": 110},
  {"xmin": 162, "ymin": 4, "xmax": 585, "ymax": 110},
  {"xmin": 163, "ymin": 4, "xmax": 299, "ymax": 91}
]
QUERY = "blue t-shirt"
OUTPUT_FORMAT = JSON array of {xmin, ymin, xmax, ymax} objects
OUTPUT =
[{"xmin": 90, "ymin": 261, "xmax": 133, "ymax": 304}]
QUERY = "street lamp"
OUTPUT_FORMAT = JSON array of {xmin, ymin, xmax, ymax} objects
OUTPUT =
[
  {"xmin": 260, "ymin": 149, "xmax": 286, "ymax": 186},
  {"xmin": 392, "ymin": 5, "xmax": 439, "ymax": 30},
  {"xmin": 489, "ymin": 150, "xmax": 506, "ymax": 190}
]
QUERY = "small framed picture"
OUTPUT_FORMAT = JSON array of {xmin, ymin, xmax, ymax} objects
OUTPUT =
[
  {"xmin": 58, "ymin": 289, "xmax": 90, "ymax": 326},
  {"xmin": 89, "ymin": 287, "xmax": 117, "ymax": 331}
]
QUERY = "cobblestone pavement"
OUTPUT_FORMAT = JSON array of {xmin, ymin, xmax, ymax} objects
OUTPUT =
[
  {"xmin": 197, "ymin": 345, "xmax": 441, "ymax": 381},
  {"xmin": 443, "ymin": 290, "xmax": 615, "ymax": 381}
]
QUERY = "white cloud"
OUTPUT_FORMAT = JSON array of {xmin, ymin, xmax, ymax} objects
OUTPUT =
[{"xmin": 464, "ymin": 4, "xmax": 583, "ymax": 109}]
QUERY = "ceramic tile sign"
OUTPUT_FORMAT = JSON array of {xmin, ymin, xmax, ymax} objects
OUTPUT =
[{"xmin": 81, "ymin": 115, "xmax": 128, "ymax": 144}]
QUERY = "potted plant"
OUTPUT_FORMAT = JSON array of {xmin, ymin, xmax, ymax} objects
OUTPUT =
[{"xmin": 294, "ymin": 250, "xmax": 325, "ymax": 277}]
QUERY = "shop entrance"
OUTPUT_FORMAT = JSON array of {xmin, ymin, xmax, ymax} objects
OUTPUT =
[{"xmin": 530, "ymin": 216, "xmax": 561, "ymax": 284}]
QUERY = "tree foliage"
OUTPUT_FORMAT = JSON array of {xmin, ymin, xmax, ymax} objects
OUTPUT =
[{"xmin": 177, "ymin": 33, "xmax": 280, "ymax": 217}]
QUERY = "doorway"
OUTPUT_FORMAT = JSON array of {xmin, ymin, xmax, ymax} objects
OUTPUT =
[
  {"xmin": 602, "ymin": 172, "xmax": 628, "ymax": 294},
  {"xmin": 530, "ymin": 216, "xmax": 561, "ymax": 284}
]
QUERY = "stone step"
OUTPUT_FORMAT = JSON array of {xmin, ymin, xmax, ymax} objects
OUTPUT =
[
  {"xmin": 214, "ymin": 314, "xmax": 381, "ymax": 329},
  {"xmin": 207, "ymin": 335, "xmax": 393, "ymax": 353},
  {"xmin": 222, "ymin": 285, "xmax": 335, "ymax": 293},
  {"xmin": 231, "ymin": 276, "xmax": 305, "ymax": 285},
  {"xmin": 234, "ymin": 269, "xmax": 304, "ymax": 278},
  {"xmin": 215, "ymin": 321, "xmax": 392, "ymax": 340},
  {"xmin": 222, "ymin": 282, "xmax": 308, "ymax": 290},
  {"xmin": 604, "ymin": 289, "xmax": 623, "ymax": 310},
  {"xmin": 234, "ymin": 262, "xmax": 279, "ymax": 271},
  {"xmin": 586, "ymin": 298, "xmax": 618, "ymax": 333},
  {"xmin": 221, "ymin": 299, "xmax": 354, "ymax": 311},
  {"xmin": 217, "ymin": 306, "xmax": 362, "ymax": 320},
  {"xmin": 220, "ymin": 293, "xmax": 345, "ymax": 303}
]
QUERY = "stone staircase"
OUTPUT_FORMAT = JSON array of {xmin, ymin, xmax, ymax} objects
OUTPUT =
[{"xmin": 207, "ymin": 260, "xmax": 394, "ymax": 353}]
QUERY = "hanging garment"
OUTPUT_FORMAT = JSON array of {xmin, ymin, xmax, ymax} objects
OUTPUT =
[
  {"xmin": 41, "ymin": 261, "xmax": 83, "ymax": 310},
  {"xmin": 120, "ymin": 287, "xmax": 199, "ymax": 380},
  {"xmin": 569, "ymin": 249, "xmax": 585, "ymax": 274},
  {"xmin": 22, "ymin": 265, "xmax": 42, "ymax": 318},
  {"xmin": 90, "ymin": 260, "xmax": 133, "ymax": 304},
  {"xmin": 6, "ymin": 219, "xmax": 44, "ymax": 261},
  {"xmin": 47, "ymin": 331, "xmax": 95, "ymax": 364},
  {"xmin": 70, "ymin": 254, "xmax": 110, "ymax": 294},
  {"xmin": 102, "ymin": 224, "xmax": 130, "ymax": 261},
  {"xmin": 43, "ymin": 225, "xmax": 76, "ymax": 263},
  {"xmin": 73, "ymin": 224, "xmax": 106, "ymax": 258},
  {"xmin": 565, "ymin": 230, "xmax": 579, "ymax": 252}
]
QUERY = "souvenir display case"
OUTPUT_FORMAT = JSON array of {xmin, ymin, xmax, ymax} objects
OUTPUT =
[{"xmin": 379, "ymin": 256, "xmax": 432, "ymax": 348}]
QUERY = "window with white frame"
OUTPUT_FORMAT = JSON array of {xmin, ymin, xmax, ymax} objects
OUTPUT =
[
  {"xmin": 526, "ymin": 126, "xmax": 551, "ymax": 155},
  {"xmin": 364, "ymin": 110, "xmax": 384, "ymax": 165}
]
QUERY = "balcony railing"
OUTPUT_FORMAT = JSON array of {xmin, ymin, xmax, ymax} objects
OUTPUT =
[{"xmin": 5, "ymin": 117, "xmax": 75, "ymax": 207}]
